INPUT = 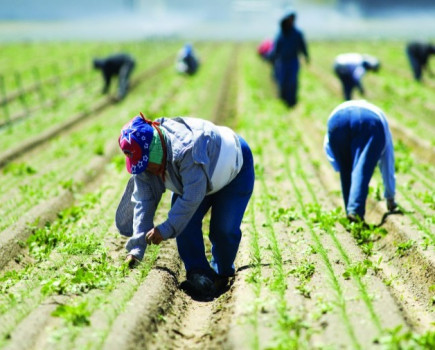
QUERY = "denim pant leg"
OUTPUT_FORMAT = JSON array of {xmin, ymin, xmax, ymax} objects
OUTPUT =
[
  {"xmin": 209, "ymin": 136, "xmax": 255, "ymax": 276},
  {"xmin": 328, "ymin": 115, "xmax": 352, "ymax": 212},
  {"xmin": 174, "ymin": 194, "xmax": 215, "ymax": 277},
  {"xmin": 347, "ymin": 118, "xmax": 385, "ymax": 218},
  {"xmin": 339, "ymin": 73, "xmax": 354, "ymax": 101},
  {"xmin": 285, "ymin": 59, "xmax": 299, "ymax": 106}
]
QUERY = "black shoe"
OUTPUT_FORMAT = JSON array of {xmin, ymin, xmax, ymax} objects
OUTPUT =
[
  {"xmin": 212, "ymin": 275, "xmax": 234, "ymax": 296},
  {"xmin": 181, "ymin": 272, "xmax": 216, "ymax": 301}
]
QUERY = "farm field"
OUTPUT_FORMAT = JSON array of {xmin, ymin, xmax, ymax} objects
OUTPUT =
[{"xmin": 0, "ymin": 40, "xmax": 434, "ymax": 349}]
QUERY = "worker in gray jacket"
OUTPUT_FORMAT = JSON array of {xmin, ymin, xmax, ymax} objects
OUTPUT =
[{"xmin": 115, "ymin": 113, "xmax": 255, "ymax": 300}]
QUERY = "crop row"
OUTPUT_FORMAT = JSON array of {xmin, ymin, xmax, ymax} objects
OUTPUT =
[
  {"xmin": 228, "ymin": 43, "xmax": 434, "ymax": 349},
  {"xmin": 0, "ymin": 41, "xmax": 433, "ymax": 349},
  {"xmin": 0, "ymin": 42, "xmax": 237, "ymax": 349}
]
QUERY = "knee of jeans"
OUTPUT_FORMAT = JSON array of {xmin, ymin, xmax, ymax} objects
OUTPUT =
[{"xmin": 210, "ymin": 224, "xmax": 241, "ymax": 242}]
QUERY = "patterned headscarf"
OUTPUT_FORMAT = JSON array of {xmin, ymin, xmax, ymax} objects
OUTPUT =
[{"xmin": 118, "ymin": 116, "xmax": 154, "ymax": 174}]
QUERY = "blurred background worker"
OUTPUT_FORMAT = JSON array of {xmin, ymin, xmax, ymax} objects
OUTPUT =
[
  {"xmin": 93, "ymin": 53, "xmax": 136, "ymax": 100},
  {"xmin": 333, "ymin": 53, "xmax": 380, "ymax": 101},
  {"xmin": 175, "ymin": 43, "xmax": 200, "ymax": 75},
  {"xmin": 406, "ymin": 41, "xmax": 435, "ymax": 82},
  {"xmin": 268, "ymin": 8, "xmax": 309, "ymax": 107},
  {"xmin": 324, "ymin": 100, "xmax": 398, "ymax": 223}
]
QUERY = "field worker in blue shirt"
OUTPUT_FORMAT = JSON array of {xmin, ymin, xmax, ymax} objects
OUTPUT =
[
  {"xmin": 93, "ymin": 53, "xmax": 135, "ymax": 100},
  {"xmin": 115, "ymin": 113, "xmax": 255, "ymax": 300},
  {"xmin": 333, "ymin": 53, "xmax": 380, "ymax": 101},
  {"xmin": 324, "ymin": 100, "xmax": 397, "ymax": 222},
  {"xmin": 175, "ymin": 43, "xmax": 200, "ymax": 75},
  {"xmin": 268, "ymin": 9, "xmax": 309, "ymax": 107},
  {"xmin": 406, "ymin": 41, "xmax": 435, "ymax": 81}
]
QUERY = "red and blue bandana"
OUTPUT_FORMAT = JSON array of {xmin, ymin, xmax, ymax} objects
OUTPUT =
[{"xmin": 118, "ymin": 116, "xmax": 154, "ymax": 174}]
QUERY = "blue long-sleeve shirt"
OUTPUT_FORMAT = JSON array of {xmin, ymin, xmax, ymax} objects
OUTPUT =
[{"xmin": 324, "ymin": 100, "xmax": 396, "ymax": 200}]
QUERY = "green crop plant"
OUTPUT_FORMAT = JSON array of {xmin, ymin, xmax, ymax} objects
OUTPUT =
[
  {"xmin": 339, "ymin": 218, "xmax": 387, "ymax": 255},
  {"xmin": 52, "ymin": 301, "xmax": 91, "ymax": 327},
  {"xmin": 375, "ymin": 325, "xmax": 435, "ymax": 349},
  {"xmin": 2, "ymin": 162, "xmax": 37, "ymax": 176},
  {"xmin": 342, "ymin": 260, "xmax": 372, "ymax": 280},
  {"xmin": 41, "ymin": 253, "xmax": 118, "ymax": 296},
  {"xmin": 394, "ymin": 140, "xmax": 414, "ymax": 173},
  {"xmin": 271, "ymin": 206, "xmax": 299, "ymax": 225},
  {"xmin": 395, "ymin": 240, "xmax": 414, "ymax": 257},
  {"xmin": 290, "ymin": 261, "xmax": 315, "ymax": 298},
  {"xmin": 417, "ymin": 191, "xmax": 435, "ymax": 210},
  {"xmin": 27, "ymin": 191, "xmax": 102, "ymax": 260}
]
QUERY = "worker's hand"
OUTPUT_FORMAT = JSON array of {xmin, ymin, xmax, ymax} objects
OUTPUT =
[
  {"xmin": 145, "ymin": 227, "xmax": 163, "ymax": 245},
  {"xmin": 125, "ymin": 254, "xmax": 140, "ymax": 268},
  {"xmin": 386, "ymin": 198, "xmax": 398, "ymax": 212}
]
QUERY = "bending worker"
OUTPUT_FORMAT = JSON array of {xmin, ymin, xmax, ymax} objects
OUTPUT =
[
  {"xmin": 324, "ymin": 100, "xmax": 397, "ymax": 222},
  {"xmin": 333, "ymin": 53, "xmax": 380, "ymax": 101},
  {"xmin": 115, "ymin": 113, "xmax": 255, "ymax": 300},
  {"xmin": 175, "ymin": 43, "xmax": 200, "ymax": 75},
  {"xmin": 93, "ymin": 53, "xmax": 135, "ymax": 100},
  {"xmin": 406, "ymin": 41, "xmax": 435, "ymax": 81}
]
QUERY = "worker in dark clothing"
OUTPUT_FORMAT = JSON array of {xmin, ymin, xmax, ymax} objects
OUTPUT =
[
  {"xmin": 93, "ymin": 53, "xmax": 136, "ymax": 100},
  {"xmin": 176, "ymin": 44, "xmax": 199, "ymax": 75},
  {"xmin": 406, "ymin": 42, "xmax": 435, "ymax": 81},
  {"xmin": 333, "ymin": 53, "xmax": 380, "ymax": 101},
  {"xmin": 268, "ymin": 9, "xmax": 309, "ymax": 107}
]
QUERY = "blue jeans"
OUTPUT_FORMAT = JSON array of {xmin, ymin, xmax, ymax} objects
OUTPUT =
[
  {"xmin": 327, "ymin": 108, "xmax": 385, "ymax": 218},
  {"xmin": 174, "ymin": 136, "xmax": 255, "ymax": 278},
  {"xmin": 275, "ymin": 58, "xmax": 299, "ymax": 107}
]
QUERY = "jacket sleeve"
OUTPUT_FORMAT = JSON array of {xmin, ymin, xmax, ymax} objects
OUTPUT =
[
  {"xmin": 378, "ymin": 123, "xmax": 396, "ymax": 200},
  {"xmin": 299, "ymin": 31, "xmax": 309, "ymax": 60},
  {"xmin": 157, "ymin": 151, "xmax": 207, "ymax": 239},
  {"xmin": 126, "ymin": 173, "xmax": 164, "ymax": 260},
  {"xmin": 323, "ymin": 134, "xmax": 340, "ymax": 171}
]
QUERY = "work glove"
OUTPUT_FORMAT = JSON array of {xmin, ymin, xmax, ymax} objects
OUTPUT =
[{"xmin": 386, "ymin": 198, "xmax": 398, "ymax": 212}]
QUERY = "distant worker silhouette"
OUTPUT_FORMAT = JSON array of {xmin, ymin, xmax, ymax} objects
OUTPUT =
[
  {"xmin": 268, "ymin": 8, "xmax": 309, "ymax": 107},
  {"xmin": 406, "ymin": 41, "xmax": 435, "ymax": 82},
  {"xmin": 333, "ymin": 53, "xmax": 380, "ymax": 101},
  {"xmin": 324, "ymin": 100, "xmax": 398, "ymax": 223},
  {"xmin": 176, "ymin": 44, "xmax": 199, "ymax": 75},
  {"xmin": 93, "ymin": 53, "xmax": 136, "ymax": 100}
]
